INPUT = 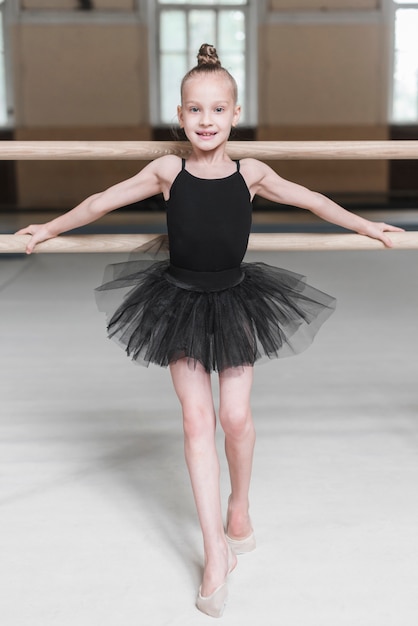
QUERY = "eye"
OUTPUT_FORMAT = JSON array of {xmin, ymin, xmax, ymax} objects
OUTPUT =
[
  {"xmin": 215, "ymin": 107, "xmax": 225, "ymax": 113},
  {"xmin": 189, "ymin": 106, "xmax": 199, "ymax": 113}
]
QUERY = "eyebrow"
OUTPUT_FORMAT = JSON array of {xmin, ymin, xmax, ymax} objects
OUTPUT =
[{"xmin": 184, "ymin": 101, "xmax": 230, "ymax": 106}]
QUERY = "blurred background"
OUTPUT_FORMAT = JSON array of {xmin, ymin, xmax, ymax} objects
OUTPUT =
[{"xmin": 0, "ymin": 0, "xmax": 417, "ymax": 227}]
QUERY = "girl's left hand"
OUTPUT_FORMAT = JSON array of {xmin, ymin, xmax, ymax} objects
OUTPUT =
[{"xmin": 358, "ymin": 222, "xmax": 405, "ymax": 248}]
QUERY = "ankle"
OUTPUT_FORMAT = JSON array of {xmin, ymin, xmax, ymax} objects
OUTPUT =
[
  {"xmin": 226, "ymin": 495, "xmax": 252, "ymax": 539},
  {"xmin": 203, "ymin": 535, "xmax": 229, "ymax": 569},
  {"xmin": 201, "ymin": 541, "xmax": 236, "ymax": 597},
  {"xmin": 228, "ymin": 493, "xmax": 250, "ymax": 513}
]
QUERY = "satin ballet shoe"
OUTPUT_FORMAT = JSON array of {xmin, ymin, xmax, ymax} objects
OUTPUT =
[
  {"xmin": 196, "ymin": 581, "xmax": 229, "ymax": 618},
  {"xmin": 225, "ymin": 531, "xmax": 256, "ymax": 555}
]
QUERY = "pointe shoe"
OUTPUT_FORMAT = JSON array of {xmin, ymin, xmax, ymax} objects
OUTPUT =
[
  {"xmin": 196, "ymin": 581, "xmax": 228, "ymax": 618},
  {"xmin": 225, "ymin": 530, "xmax": 256, "ymax": 555}
]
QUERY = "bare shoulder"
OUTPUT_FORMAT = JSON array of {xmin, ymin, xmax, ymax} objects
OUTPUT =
[
  {"xmin": 151, "ymin": 154, "xmax": 182, "ymax": 177},
  {"xmin": 150, "ymin": 154, "xmax": 182, "ymax": 196},
  {"xmin": 240, "ymin": 157, "xmax": 271, "ymax": 179},
  {"xmin": 239, "ymin": 158, "xmax": 273, "ymax": 196}
]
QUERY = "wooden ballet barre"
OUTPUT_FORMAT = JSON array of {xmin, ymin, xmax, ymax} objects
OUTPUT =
[
  {"xmin": 1, "ymin": 232, "xmax": 417, "ymax": 254},
  {"xmin": 1, "ymin": 140, "xmax": 418, "ymax": 160}
]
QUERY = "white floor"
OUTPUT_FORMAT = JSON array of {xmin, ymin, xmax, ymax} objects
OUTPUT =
[{"xmin": 1, "ymin": 250, "xmax": 418, "ymax": 625}]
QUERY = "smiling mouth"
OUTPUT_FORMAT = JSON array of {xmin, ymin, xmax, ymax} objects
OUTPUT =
[{"xmin": 197, "ymin": 131, "xmax": 217, "ymax": 137}]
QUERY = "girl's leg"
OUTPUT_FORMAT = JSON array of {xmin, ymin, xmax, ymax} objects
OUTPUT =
[
  {"xmin": 169, "ymin": 358, "xmax": 236, "ymax": 597},
  {"xmin": 218, "ymin": 366, "xmax": 256, "ymax": 539}
]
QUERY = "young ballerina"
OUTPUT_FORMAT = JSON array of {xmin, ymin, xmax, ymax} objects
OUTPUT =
[{"xmin": 16, "ymin": 44, "xmax": 402, "ymax": 618}]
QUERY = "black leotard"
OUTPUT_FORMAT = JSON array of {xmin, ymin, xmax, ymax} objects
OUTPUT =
[
  {"xmin": 97, "ymin": 158, "xmax": 336, "ymax": 371},
  {"xmin": 165, "ymin": 159, "xmax": 252, "ymax": 291}
]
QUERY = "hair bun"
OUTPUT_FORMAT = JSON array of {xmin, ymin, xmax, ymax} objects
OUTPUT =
[{"xmin": 197, "ymin": 43, "xmax": 221, "ymax": 67}]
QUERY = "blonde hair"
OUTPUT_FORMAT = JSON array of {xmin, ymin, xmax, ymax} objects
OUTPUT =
[{"xmin": 180, "ymin": 43, "xmax": 238, "ymax": 103}]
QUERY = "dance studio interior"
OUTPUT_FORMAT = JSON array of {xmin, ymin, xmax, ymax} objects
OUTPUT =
[{"xmin": 1, "ymin": 1, "xmax": 417, "ymax": 624}]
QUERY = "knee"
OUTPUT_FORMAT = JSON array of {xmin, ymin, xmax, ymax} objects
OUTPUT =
[
  {"xmin": 219, "ymin": 405, "xmax": 253, "ymax": 440},
  {"xmin": 181, "ymin": 401, "xmax": 215, "ymax": 441}
]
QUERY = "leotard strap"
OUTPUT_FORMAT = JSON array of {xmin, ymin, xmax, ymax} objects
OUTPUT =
[{"xmin": 235, "ymin": 160, "xmax": 240, "ymax": 172}]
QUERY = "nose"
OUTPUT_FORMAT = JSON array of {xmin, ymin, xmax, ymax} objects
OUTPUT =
[{"xmin": 200, "ymin": 110, "xmax": 212, "ymax": 126}]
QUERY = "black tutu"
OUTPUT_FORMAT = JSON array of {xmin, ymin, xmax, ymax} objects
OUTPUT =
[{"xmin": 95, "ymin": 240, "xmax": 336, "ymax": 373}]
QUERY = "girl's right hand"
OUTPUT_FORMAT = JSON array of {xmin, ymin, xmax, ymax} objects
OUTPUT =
[{"xmin": 15, "ymin": 224, "xmax": 54, "ymax": 255}]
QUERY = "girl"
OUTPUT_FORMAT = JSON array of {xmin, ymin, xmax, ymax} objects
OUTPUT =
[{"xmin": 16, "ymin": 44, "xmax": 402, "ymax": 618}]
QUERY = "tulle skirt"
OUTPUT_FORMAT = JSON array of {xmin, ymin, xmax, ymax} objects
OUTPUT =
[{"xmin": 95, "ymin": 244, "xmax": 336, "ymax": 373}]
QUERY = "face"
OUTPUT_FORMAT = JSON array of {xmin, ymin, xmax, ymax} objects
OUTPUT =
[{"xmin": 177, "ymin": 74, "xmax": 241, "ymax": 151}]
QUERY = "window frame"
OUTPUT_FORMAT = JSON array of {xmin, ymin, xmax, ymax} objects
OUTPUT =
[
  {"xmin": 390, "ymin": 0, "xmax": 418, "ymax": 124},
  {"xmin": 149, "ymin": 0, "xmax": 257, "ymax": 127},
  {"xmin": 0, "ymin": 0, "xmax": 14, "ymax": 128}
]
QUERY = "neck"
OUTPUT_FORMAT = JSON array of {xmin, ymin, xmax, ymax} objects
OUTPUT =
[{"xmin": 188, "ymin": 146, "xmax": 232, "ymax": 165}]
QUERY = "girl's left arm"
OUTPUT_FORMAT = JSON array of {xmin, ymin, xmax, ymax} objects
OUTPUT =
[{"xmin": 247, "ymin": 160, "xmax": 404, "ymax": 247}]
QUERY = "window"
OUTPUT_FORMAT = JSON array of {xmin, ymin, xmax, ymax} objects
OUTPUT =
[
  {"xmin": 0, "ymin": 0, "xmax": 7, "ymax": 125},
  {"xmin": 156, "ymin": 0, "xmax": 251, "ymax": 125},
  {"xmin": 392, "ymin": 1, "xmax": 418, "ymax": 122}
]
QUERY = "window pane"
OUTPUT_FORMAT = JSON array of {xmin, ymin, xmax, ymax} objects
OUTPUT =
[
  {"xmin": 189, "ymin": 10, "xmax": 216, "ymax": 65},
  {"xmin": 160, "ymin": 53, "xmax": 188, "ymax": 123},
  {"xmin": 219, "ymin": 10, "xmax": 245, "ymax": 53},
  {"xmin": 187, "ymin": 0, "xmax": 217, "ymax": 4},
  {"xmin": 161, "ymin": 11, "xmax": 186, "ymax": 52},
  {"xmin": 393, "ymin": 9, "xmax": 418, "ymax": 122}
]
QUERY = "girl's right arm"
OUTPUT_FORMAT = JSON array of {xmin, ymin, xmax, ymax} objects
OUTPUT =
[{"xmin": 15, "ymin": 155, "xmax": 178, "ymax": 254}]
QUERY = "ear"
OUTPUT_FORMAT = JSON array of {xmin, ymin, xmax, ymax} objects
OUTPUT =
[
  {"xmin": 177, "ymin": 105, "xmax": 184, "ymax": 128},
  {"xmin": 232, "ymin": 105, "xmax": 241, "ymax": 128}
]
